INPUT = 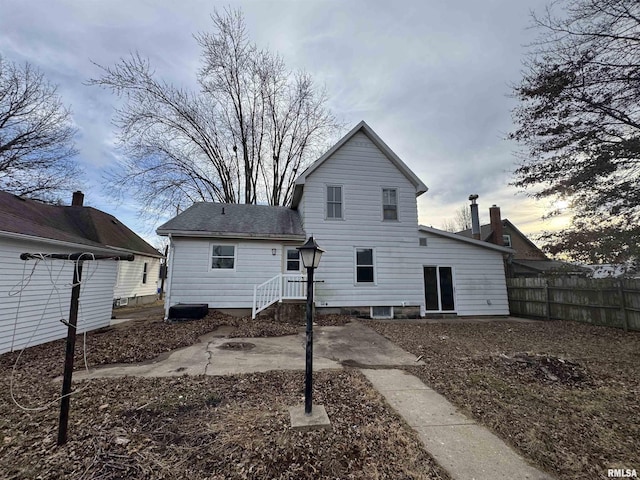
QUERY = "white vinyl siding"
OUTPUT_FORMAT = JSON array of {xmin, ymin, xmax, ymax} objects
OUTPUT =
[
  {"xmin": 113, "ymin": 256, "xmax": 161, "ymax": 300},
  {"xmin": 417, "ymin": 231, "xmax": 509, "ymax": 315},
  {"xmin": 301, "ymin": 131, "xmax": 425, "ymax": 308},
  {"xmin": 0, "ymin": 236, "xmax": 117, "ymax": 354},
  {"xmin": 166, "ymin": 238, "xmax": 294, "ymax": 308}
]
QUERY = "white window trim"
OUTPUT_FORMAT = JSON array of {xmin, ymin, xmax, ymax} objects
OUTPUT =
[
  {"xmin": 424, "ymin": 265, "xmax": 457, "ymax": 312},
  {"xmin": 354, "ymin": 247, "xmax": 377, "ymax": 286},
  {"xmin": 209, "ymin": 243, "xmax": 237, "ymax": 271},
  {"xmin": 381, "ymin": 186, "xmax": 399, "ymax": 221},
  {"xmin": 503, "ymin": 234, "xmax": 512, "ymax": 248},
  {"xmin": 142, "ymin": 262, "xmax": 148, "ymax": 284},
  {"xmin": 325, "ymin": 184, "xmax": 345, "ymax": 220}
]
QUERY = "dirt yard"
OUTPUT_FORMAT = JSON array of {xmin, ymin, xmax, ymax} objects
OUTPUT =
[
  {"xmin": 367, "ymin": 318, "xmax": 640, "ymax": 480},
  {"xmin": 0, "ymin": 311, "xmax": 448, "ymax": 480}
]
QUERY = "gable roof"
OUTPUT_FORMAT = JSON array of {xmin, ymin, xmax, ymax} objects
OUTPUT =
[
  {"xmin": 156, "ymin": 203, "xmax": 306, "ymax": 241},
  {"xmin": 457, "ymin": 218, "xmax": 545, "ymax": 256},
  {"xmin": 0, "ymin": 191, "xmax": 161, "ymax": 257},
  {"xmin": 291, "ymin": 120, "xmax": 428, "ymax": 208},
  {"xmin": 419, "ymin": 225, "xmax": 514, "ymax": 253}
]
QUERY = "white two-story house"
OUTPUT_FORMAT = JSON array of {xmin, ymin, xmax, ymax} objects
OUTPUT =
[{"xmin": 157, "ymin": 121, "xmax": 512, "ymax": 319}]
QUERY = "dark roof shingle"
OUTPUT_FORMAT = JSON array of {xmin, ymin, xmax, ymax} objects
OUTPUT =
[
  {"xmin": 0, "ymin": 191, "xmax": 161, "ymax": 257},
  {"xmin": 156, "ymin": 203, "xmax": 305, "ymax": 239}
]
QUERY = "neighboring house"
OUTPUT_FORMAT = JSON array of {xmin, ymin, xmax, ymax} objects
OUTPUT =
[
  {"xmin": 0, "ymin": 190, "xmax": 162, "ymax": 353},
  {"xmin": 457, "ymin": 207, "xmax": 587, "ymax": 277},
  {"xmin": 158, "ymin": 121, "xmax": 513, "ymax": 319}
]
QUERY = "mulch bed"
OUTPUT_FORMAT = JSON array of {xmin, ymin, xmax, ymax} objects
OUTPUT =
[
  {"xmin": 0, "ymin": 310, "xmax": 448, "ymax": 479},
  {"xmin": 366, "ymin": 319, "xmax": 640, "ymax": 480}
]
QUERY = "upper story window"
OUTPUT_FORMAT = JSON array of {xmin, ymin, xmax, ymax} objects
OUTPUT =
[
  {"xmin": 142, "ymin": 262, "xmax": 148, "ymax": 284},
  {"xmin": 382, "ymin": 188, "xmax": 398, "ymax": 220},
  {"xmin": 211, "ymin": 244, "xmax": 235, "ymax": 269},
  {"xmin": 326, "ymin": 185, "xmax": 343, "ymax": 219},
  {"xmin": 503, "ymin": 234, "xmax": 512, "ymax": 248}
]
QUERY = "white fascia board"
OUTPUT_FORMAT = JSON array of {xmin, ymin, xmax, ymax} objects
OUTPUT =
[
  {"xmin": 419, "ymin": 225, "xmax": 515, "ymax": 254},
  {"xmin": 294, "ymin": 121, "xmax": 428, "ymax": 196}
]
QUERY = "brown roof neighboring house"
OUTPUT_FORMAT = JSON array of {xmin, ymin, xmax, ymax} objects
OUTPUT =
[
  {"xmin": 457, "ymin": 205, "xmax": 587, "ymax": 277},
  {"xmin": 0, "ymin": 190, "xmax": 161, "ymax": 257}
]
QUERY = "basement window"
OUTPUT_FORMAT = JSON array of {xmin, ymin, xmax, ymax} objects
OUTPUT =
[{"xmin": 371, "ymin": 306, "xmax": 393, "ymax": 319}]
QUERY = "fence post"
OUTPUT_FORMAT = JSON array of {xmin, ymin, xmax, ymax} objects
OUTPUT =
[
  {"xmin": 618, "ymin": 280, "xmax": 629, "ymax": 332},
  {"xmin": 544, "ymin": 279, "xmax": 551, "ymax": 321}
]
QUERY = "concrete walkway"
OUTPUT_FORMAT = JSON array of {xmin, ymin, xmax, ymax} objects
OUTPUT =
[
  {"xmin": 362, "ymin": 369, "xmax": 554, "ymax": 480},
  {"xmin": 76, "ymin": 319, "xmax": 555, "ymax": 479}
]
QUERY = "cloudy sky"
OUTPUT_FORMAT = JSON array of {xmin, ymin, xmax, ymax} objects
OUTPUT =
[{"xmin": 0, "ymin": 0, "xmax": 568, "ymax": 247}]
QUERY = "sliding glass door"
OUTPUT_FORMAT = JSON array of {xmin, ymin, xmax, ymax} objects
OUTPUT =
[{"xmin": 423, "ymin": 266, "xmax": 455, "ymax": 312}]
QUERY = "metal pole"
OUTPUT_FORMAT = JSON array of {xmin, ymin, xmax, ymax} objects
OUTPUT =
[
  {"xmin": 57, "ymin": 260, "xmax": 83, "ymax": 446},
  {"xmin": 304, "ymin": 266, "xmax": 314, "ymax": 415}
]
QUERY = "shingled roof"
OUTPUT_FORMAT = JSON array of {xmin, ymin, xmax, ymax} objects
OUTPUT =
[
  {"xmin": 0, "ymin": 191, "xmax": 161, "ymax": 257},
  {"xmin": 156, "ymin": 203, "xmax": 305, "ymax": 240}
]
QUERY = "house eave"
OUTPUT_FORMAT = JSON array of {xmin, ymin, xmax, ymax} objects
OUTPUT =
[
  {"xmin": 156, "ymin": 229, "xmax": 306, "ymax": 242},
  {"xmin": 0, "ymin": 230, "xmax": 143, "ymax": 257}
]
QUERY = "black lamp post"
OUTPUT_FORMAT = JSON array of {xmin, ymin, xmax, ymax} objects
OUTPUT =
[{"xmin": 297, "ymin": 236, "xmax": 324, "ymax": 415}]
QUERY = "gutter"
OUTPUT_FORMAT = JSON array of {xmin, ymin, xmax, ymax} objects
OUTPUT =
[
  {"xmin": 155, "ymin": 230, "xmax": 306, "ymax": 242},
  {"xmin": 0, "ymin": 230, "xmax": 130, "ymax": 257}
]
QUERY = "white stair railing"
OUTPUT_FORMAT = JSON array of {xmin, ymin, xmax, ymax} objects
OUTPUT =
[
  {"xmin": 252, "ymin": 273, "xmax": 307, "ymax": 319},
  {"xmin": 252, "ymin": 275, "xmax": 281, "ymax": 319}
]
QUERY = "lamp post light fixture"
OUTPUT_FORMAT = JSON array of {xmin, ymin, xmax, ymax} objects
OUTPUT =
[{"xmin": 297, "ymin": 236, "xmax": 324, "ymax": 415}]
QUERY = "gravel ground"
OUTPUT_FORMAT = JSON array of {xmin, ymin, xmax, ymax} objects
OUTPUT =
[
  {"xmin": 0, "ymin": 310, "xmax": 449, "ymax": 480},
  {"xmin": 366, "ymin": 319, "xmax": 640, "ymax": 480}
]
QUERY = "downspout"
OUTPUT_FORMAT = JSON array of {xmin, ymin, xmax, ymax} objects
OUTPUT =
[{"xmin": 164, "ymin": 234, "xmax": 175, "ymax": 320}]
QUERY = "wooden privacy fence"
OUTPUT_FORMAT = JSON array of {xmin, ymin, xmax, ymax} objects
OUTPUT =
[{"xmin": 506, "ymin": 276, "xmax": 640, "ymax": 331}]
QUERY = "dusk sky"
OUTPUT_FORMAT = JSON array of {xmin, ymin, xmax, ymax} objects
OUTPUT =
[{"xmin": 0, "ymin": 0, "xmax": 569, "ymax": 247}]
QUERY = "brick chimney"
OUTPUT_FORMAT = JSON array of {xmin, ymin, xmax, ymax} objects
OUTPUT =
[
  {"xmin": 71, "ymin": 191, "xmax": 84, "ymax": 206},
  {"xmin": 469, "ymin": 194, "xmax": 480, "ymax": 240},
  {"xmin": 489, "ymin": 205, "xmax": 504, "ymax": 246}
]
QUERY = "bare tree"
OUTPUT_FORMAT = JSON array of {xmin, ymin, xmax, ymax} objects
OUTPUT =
[
  {"xmin": 510, "ymin": 0, "xmax": 640, "ymax": 262},
  {"xmin": 90, "ymin": 8, "xmax": 340, "ymax": 215},
  {"xmin": 441, "ymin": 205, "xmax": 473, "ymax": 232},
  {"xmin": 441, "ymin": 218, "xmax": 458, "ymax": 232},
  {"xmin": 0, "ymin": 57, "xmax": 80, "ymax": 201}
]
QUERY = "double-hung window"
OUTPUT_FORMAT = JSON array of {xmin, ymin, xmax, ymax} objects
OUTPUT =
[
  {"xmin": 356, "ymin": 248, "xmax": 375, "ymax": 284},
  {"xmin": 286, "ymin": 248, "xmax": 301, "ymax": 271},
  {"xmin": 142, "ymin": 262, "xmax": 148, "ymax": 284},
  {"xmin": 382, "ymin": 188, "xmax": 398, "ymax": 220},
  {"xmin": 327, "ymin": 185, "xmax": 343, "ymax": 219},
  {"xmin": 211, "ymin": 245, "xmax": 235, "ymax": 269}
]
